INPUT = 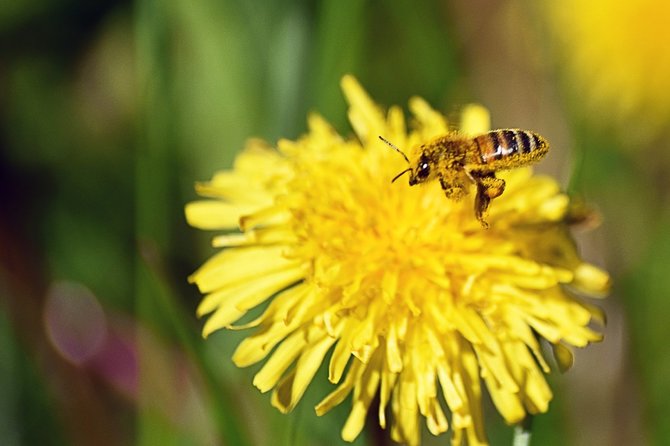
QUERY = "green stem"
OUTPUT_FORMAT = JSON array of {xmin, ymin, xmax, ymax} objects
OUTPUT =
[{"xmin": 512, "ymin": 416, "xmax": 533, "ymax": 446}]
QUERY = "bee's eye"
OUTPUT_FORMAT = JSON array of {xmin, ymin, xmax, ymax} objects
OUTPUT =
[{"xmin": 417, "ymin": 162, "xmax": 430, "ymax": 179}]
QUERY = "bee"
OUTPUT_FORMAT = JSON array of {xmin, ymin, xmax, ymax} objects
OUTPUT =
[{"xmin": 380, "ymin": 129, "xmax": 549, "ymax": 228}]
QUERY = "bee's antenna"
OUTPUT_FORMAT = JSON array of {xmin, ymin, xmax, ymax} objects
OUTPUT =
[
  {"xmin": 391, "ymin": 168, "xmax": 411, "ymax": 183},
  {"xmin": 379, "ymin": 135, "xmax": 410, "ymax": 164}
]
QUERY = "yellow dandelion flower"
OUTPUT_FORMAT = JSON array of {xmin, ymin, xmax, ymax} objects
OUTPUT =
[
  {"xmin": 544, "ymin": 0, "xmax": 670, "ymax": 145},
  {"xmin": 186, "ymin": 76, "xmax": 610, "ymax": 445}
]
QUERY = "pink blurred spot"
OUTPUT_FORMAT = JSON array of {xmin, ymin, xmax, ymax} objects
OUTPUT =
[
  {"xmin": 44, "ymin": 281, "xmax": 107, "ymax": 365},
  {"xmin": 43, "ymin": 280, "xmax": 139, "ymax": 399},
  {"xmin": 88, "ymin": 320, "xmax": 138, "ymax": 398}
]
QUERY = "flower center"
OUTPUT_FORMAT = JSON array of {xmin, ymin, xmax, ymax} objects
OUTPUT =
[{"xmin": 284, "ymin": 146, "xmax": 494, "ymax": 322}]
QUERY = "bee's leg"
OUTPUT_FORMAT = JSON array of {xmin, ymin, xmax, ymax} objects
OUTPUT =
[
  {"xmin": 474, "ymin": 183, "xmax": 491, "ymax": 229},
  {"xmin": 439, "ymin": 177, "xmax": 466, "ymax": 201},
  {"xmin": 477, "ymin": 174, "xmax": 506, "ymax": 199},
  {"xmin": 465, "ymin": 169, "xmax": 505, "ymax": 198},
  {"xmin": 464, "ymin": 169, "xmax": 477, "ymax": 185},
  {"xmin": 468, "ymin": 172, "xmax": 505, "ymax": 228}
]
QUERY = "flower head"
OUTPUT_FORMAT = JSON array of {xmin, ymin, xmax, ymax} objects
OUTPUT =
[
  {"xmin": 186, "ymin": 76, "xmax": 610, "ymax": 445},
  {"xmin": 544, "ymin": 0, "xmax": 670, "ymax": 145}
]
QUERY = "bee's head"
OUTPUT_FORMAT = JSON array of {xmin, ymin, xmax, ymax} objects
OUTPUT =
[
  {"xmin": 406, "ymin": 153, "xmax": 431, "ymax": 185},
  {"xmin": 379, "ymin": 136, "xmax": 432, "ymax": 186}
]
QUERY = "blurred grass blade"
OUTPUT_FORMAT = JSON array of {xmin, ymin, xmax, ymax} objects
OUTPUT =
[{"xmin": 135, "ymin": 0, "xmax": 251, "ymax": 445}]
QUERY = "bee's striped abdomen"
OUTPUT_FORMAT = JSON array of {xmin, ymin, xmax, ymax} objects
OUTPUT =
[{"xmin": 474, "ymin": 129, "xmax": 548, "ymax": 167}]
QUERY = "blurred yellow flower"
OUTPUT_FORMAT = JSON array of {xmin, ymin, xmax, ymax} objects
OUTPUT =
[
  {"xmin": 544, "ymin": 0, "xmax": 670, "ymax": 145},
  {"xmin": 186, "ymin": 76, "xmax": 610, "ymax": 445}
]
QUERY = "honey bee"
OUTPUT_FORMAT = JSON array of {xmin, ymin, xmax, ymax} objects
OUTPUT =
[{"xmin": 380, "ymin": 129, "xmax": 549, "ymax": 228}]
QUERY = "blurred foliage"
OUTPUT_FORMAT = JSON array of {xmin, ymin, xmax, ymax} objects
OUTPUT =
[{"xmin": 0, "ymin": 0, "xmax": 668, "ymax": 445}]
